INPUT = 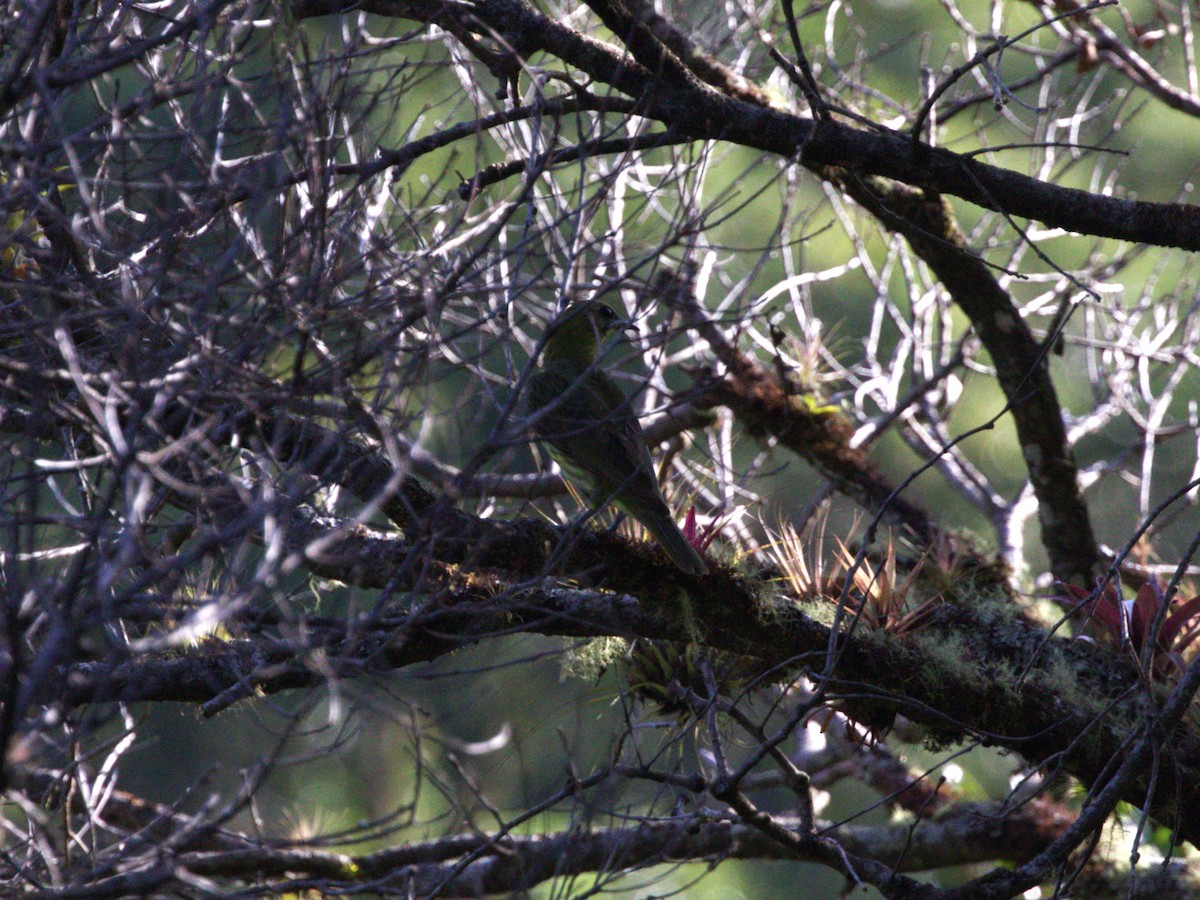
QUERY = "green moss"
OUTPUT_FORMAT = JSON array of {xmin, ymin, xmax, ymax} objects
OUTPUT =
[{"xmin": 561, "ymin": 636, "xmax": 629, "ymax": 683}]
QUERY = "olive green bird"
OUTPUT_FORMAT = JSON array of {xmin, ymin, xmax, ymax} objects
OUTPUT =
[{"xmin": 526, "ymin": 301, "xmax": 709, "ymax": 576}]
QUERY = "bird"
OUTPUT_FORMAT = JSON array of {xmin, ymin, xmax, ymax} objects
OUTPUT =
[{"xmin": 526, "ymin": 301, "xmax": 709, "ymax": 575}]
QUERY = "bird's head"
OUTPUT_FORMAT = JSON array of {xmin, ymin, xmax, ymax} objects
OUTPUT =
[{"xmin": 542, "ymin": 301, "xmax": 635, "ymax": 364}]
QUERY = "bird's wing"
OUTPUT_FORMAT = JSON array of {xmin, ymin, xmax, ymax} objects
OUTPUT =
[
  {"xmin": 530, "ymin": 359, "xmax": 708, "ymax": 574},
  {"xmin": 590, "ymin": 371, "xmax": 663, "ymax": 497},
  {"xmin": 528, "ymin": 362, "xmax": 663, "ymax": 503}
]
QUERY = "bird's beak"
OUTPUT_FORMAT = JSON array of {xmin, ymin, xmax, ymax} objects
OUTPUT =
[{"xmin": 596, "ymin": 317, "xmax": 636, "ymax": 354}]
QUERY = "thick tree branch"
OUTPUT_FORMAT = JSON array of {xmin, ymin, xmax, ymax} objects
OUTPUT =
[
  {"xmin": 15, "ymin": 785, "xmax": 1088, "ymax": 899},
  {"xmin": 656, "ymin": 273, "xmax": 944, "ymax": 547},
  {"xmin": 295, "ymin": 0, "xmax": 1200, "ymax": 250},
  {"xmin": 52, "ymin": 503, "xmax": 1200, "ymax": 848},
  {"xmin": 824, "ymin": 174, "xmax": 1101, "ymax": 586}
]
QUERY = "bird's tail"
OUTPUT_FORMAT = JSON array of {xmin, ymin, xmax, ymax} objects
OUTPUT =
[{"xmin": 641, "ymin": 507, "xmax": 709, "ymax": 575}]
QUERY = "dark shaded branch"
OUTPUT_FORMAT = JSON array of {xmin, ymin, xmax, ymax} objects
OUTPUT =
[
  {"xmin": 53, "ymin": 505, "xmax": 1200, "ymax": 847},
  {"xmin": 295, "ymin": 0, "xmax": 1200, "ymax": 251},
  {"xmin": 654, "ymin": 273, "xmax": 943, "ymax": 547},
  {"xmin": 18, "ymin": 791, "xmax": 1088, "ymax": 898},
  {"xmin": 824, "ymin": 174, "xmax": 1101, "ymax": 586}
]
